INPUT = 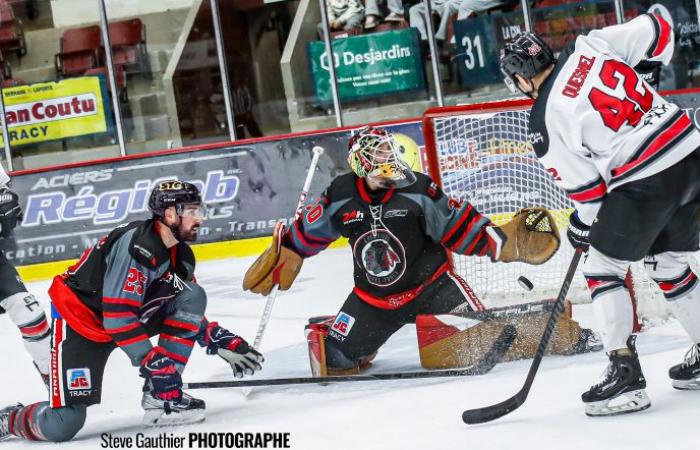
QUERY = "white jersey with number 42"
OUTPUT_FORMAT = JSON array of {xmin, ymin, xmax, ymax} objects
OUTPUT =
[{"xmin": 528, "ymin": 13, "xmax": 700, "ymax": 225}]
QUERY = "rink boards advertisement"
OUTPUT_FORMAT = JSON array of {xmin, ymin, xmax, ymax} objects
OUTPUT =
[
  {"xmin": 4, "ymin": 89, "xmax": 700, "ymax": 270},
  {"xmin": 2, "ymin": 122, "xmax": 424, "ymax": 268}
]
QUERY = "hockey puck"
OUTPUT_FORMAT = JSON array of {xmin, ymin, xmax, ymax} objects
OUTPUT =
[{"xmin": 517, "ymin": 276, "xmax": 534, "ymax": 291}]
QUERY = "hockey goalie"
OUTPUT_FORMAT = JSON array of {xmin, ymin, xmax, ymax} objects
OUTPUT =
[{"xmin": 244, "ymin": 125, "xmax": 601, "ymax": 376}]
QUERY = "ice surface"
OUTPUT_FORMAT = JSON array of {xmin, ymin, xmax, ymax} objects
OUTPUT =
[{"xmin": 1, "ymin": 247, "xmax": 698, "ymax": 449}]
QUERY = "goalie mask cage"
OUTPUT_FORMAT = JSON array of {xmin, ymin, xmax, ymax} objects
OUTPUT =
[{"xmin": 422, "ymin": 100, "xmax": 677, "ymax": 327}]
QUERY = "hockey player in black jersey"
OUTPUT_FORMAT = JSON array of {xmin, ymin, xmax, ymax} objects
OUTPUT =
[
  {"xmin": 0, "ymin": 181, "xmax": 263, "ymax": 442},
  {"xmin": 500, "ymin": 13, "xmax": 700, "ymax": 416},
  {"xmin": 243, "ymin": 125, "xmax": 561, "ymax": 376}
]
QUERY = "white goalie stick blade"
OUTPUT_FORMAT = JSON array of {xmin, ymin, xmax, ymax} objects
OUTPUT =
[
  {"xmin": 142, "ymin": 408, "xmax": 206, "ymax": 427},
  {"xmin": 584, "ymin": 389, "xmax": 651, "ymax": 417},
  {"xmin": 672, "ymin": 378, "xmax": 700, "ymax": 390}
]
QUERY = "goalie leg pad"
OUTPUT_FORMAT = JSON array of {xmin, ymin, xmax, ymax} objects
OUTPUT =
[
  {"xmin": 416, "ymin": 302, "xmax": 600, "ymax": 369},
  {"xmin": 417, "ymin": 315, "xmax": 506, "ymax": 369},
  {"xmin": 305, "ymin": 317, "xmax": 331, "ymax": 377},
  {"xmin": 305, "ymin": 315, "xmax": 378, "ymax": 376}
]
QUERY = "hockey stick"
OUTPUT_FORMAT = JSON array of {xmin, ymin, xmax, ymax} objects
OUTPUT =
[
  {"xmin": 250, "ymin": 145, "xmax": 325, "ymax": 351},
  {"xmin": 185, "ymin": 324, "xmax": 516, "ymax": 390},
  {"xmin": 241, "ymin": 146, "xmax": 324, "ymax": 398},
  {"xmin": 462, "ymin": 248, "xmax": 584, "ymax": 425}
]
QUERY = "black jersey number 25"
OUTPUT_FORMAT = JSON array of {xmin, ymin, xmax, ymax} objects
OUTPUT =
[{"xmin": 588, "ymin": 60, "xmax": 653, "ymax": 132}]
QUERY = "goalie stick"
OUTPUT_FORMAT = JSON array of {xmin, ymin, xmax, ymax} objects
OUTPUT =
[
  {"xmin": 250, "ymin": 145, "xmax": 325, "ymax": 351},
  {"xmin": 242, "ymin": 146, "xmax": 324, "ymax": 397},
  {"xmin": 184, "ymin": 324, "xmax": 516, "ymax": 390},
  {"xmin": 462, "ymin": 248, "xmax": 583, "ymax": 425}
]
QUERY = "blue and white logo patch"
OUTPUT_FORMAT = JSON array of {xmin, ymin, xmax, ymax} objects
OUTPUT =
[
  {"xmin": 67, "ymin": 368, "xmax": 92, "ymax": 391},
  {"xmin": 331, "ymin": 312, "xmax": 355, "ymax": 337}
]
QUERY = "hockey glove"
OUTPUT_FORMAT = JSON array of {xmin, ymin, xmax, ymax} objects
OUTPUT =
[
  {"xmin": 567, "ymin": 211, "xmax": 590, "ymax": 252},
  {"xmin": 243, "ymin": 221, "xmax": 303, "ymax": 295},
  {"xmin": 498, "ymin": 208, "xmax": 560, "ymax": 265},
  {"xmin": 203, "ymin": 322, "xmax": 264, "ymax": 378},
  {"xmin": 139, "ymin": 347, "xmax": 183, "ymax": 402},
  {"xmin": 0, "ymin": 187, "xmax": 22, "ymax": 238}
]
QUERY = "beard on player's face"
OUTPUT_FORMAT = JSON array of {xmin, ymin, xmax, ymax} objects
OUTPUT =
[
  {"xmin": 174, "ymin": 216, "xmax": 200, "ymax": 242},
  {"xmin": 162, "ymin": 208, "xmax": 202, "ymax": 242}
]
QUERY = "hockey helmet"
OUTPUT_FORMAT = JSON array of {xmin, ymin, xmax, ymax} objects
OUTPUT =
[
  {"xmin": 347, "ymin": 125, "xmax": 416, "ymax": 189},
  {"xmin": 149, "ymin": 180, "xmax": 206, "ymax": 218},
  {"xmin": 500, "ymin": 32, "xmax": 554, "ymax": 96}
]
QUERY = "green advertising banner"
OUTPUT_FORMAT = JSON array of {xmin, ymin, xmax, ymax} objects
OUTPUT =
[{"xmin": 307, "ymin": 28, "xmax": 425, "ymax": 102}]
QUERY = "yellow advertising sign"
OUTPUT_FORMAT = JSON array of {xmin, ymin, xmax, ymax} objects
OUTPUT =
[{"xmin": 0, "ymin": 76, "xmax": 109, "ymax": 146}]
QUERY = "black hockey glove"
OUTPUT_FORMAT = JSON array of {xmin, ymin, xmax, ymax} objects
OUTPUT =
[
  {"xmin": 139, "ymin": 347, "xmax": 183, "ymax": 402},
  {"xmin": 567, "ymin": 211, "xmax": 591, "ymax": 252},
  {"xmin": 634, "ymin": 60, "xmax": 662, "ymax": 90},
  {"xmin": 0, "ymin": 187, "xmax": 22, "ymax": 238},
  {"xmin": 202, "ymin": 322, "xmax": 264, "ymax": 378}
]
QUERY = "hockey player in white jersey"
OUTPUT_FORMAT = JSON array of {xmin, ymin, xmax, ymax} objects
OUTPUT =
[
  {"xmin": 0, "ymin": 164, "xmax": 50, "ymax": 387},
  {"xmin": 500, "ymin": 13, "xmax": 700, "ymax": 416}
]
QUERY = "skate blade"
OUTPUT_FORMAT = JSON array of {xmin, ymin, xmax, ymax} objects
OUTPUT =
[
  {"xmin": 142, "ymin": 409, "xmax": 206, "ymax": 427},
  {"xmin": 585, "ymin": 389, "xmax": 651, "ymax": 417},
  {"xmin": 672, "ymin": 378, "xmax": 700, "ymax": 390}
]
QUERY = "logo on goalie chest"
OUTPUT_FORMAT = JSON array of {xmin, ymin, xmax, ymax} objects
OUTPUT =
[{"xmin": 353, "ymin": 229, "xmax": 407, "ymax": 286}]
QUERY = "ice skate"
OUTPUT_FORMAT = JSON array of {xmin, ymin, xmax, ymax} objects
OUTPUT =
[
  {"xmin": 582, "ymin": 336, "xmax": 650, "ymax": 416},
  {"xmin": 669, "ymin": 344, "xmax": 700, "ymax": 390},
  {"xmin": 141, "ymin": 382, "xmax": 206, "ymax": 426},
  {"xmin": 0, "ymin": 403, "xmax": 22, "ymax": 441}
]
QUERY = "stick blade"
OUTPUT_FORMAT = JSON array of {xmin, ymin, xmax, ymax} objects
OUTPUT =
[{"xmin": 462, "ymin": 395, "xmax": 523, "ymax": 424}]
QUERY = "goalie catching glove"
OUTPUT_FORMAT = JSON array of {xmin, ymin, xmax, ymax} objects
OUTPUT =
[
  {"xmin": 243, "ymin": 221, "xmax": 303, "ymax": 295},
  {"xmin": 497, "ymin": 208, "xmax": 560, "ymax": 264},
  {"xmin": 202, "ymin": 322, "xmax": 264, "ymax": 378}
]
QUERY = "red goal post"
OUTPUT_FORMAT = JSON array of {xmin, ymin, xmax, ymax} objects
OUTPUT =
[{"xmin": 421, "ymin": 100, "xmax": 666, "ymax": 330}]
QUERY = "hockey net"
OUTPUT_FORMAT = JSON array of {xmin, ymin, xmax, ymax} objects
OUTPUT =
[{"xmin": 422, "ymin": 100, "xmax": 673, "ymax": 327}]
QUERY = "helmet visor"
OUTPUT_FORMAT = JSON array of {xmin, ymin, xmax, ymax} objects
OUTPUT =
[
  {"xmin": 176, "ymin": 203, "xmax": 208, "ymax": 220},
  {"xmin": 500, "ymin": 67, "xmax": 520, "ymax": 95}
]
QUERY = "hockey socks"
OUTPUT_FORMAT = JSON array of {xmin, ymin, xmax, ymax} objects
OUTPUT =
[
  {"xmin": 4, "ymin": 402, "xmax": 46, "ymax": 441},
  {"xmin": 0, "ymin": 292, "xmax": 50, "ymax": 377}
]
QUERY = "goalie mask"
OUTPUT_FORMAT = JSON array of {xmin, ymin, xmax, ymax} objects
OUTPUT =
[
  {"xmin": 500, "ymin": 32, "xmax": 554, "ymax": 98},
  {"xmin": 347, "ymin": 125, "xmax": 417, "ymax": 189}
]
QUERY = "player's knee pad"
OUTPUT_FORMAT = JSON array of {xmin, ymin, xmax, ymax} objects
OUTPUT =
[
  {"xmin": 583, "ymin": 247, "xmax": 631, "ymax": 301},
  {"xmin": 583, "ymin": 248, "xmax": 635, "ymax": 351},
  {"xmin": 0, "ymin": 292, "xmax": 49, "ymax": 340},
  {"xmin": 173, "ymin": 281, "xmax": 207, "ymax": 316},
  {"xmin": 644, "ymin": 252, "xmax": 699, "ymax": 301},
  {"xmin": 38, "ymin": 404, "xmax": 87, "ymax": 442}
]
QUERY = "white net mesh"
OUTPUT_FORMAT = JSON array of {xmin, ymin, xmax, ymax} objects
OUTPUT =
[{"xmin": 425, "ymin": 105, "xmax": 671, "ymax": 325}]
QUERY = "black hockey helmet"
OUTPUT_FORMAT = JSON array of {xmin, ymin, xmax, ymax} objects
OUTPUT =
[
  {"xmin": 500, "ymin": 32, "xmax": 554, "ymax": 96},
  {"xmin": 149, "ymin": 180, "xmax": 202, "ymax": 217}
]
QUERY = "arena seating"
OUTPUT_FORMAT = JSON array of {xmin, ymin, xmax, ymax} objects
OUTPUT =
[
  {"xmin": 0, "ymin": 0, "xmax": 26, "ymax": 57},
  {"xmin": 55, "ymin": 25, "xmax": 103, "ymax": 77},
  {"xmin": 108, "ymin": 18, "xmax": 150, "ymax": 76}
]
